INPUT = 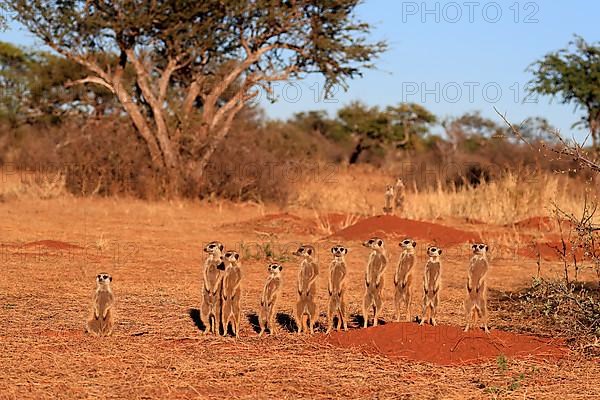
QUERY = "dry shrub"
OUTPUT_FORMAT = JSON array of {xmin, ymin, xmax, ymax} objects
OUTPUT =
[
  {"xmin": 495, "ymin": 278, "xmax": 600, "ymax": 356},
  {"xmin": 0, "ymin": 170, "xmax": 68, "ymax": 201}
]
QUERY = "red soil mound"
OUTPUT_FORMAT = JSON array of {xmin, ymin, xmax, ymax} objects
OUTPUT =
[
  {"xmin": 23, "ymin": 240, "xmax": 83, "ymax": 250},
  {"xmin": 223, "ymin": 213, "xmax": 317, "ymax": 235},
  {"xmin": 329, "ymin": 215, "xmax": 479, "ymax": 247},
  {"xmin": 324, "ymin": 322, "xmax": 567, "ymax": 366},
  {"xmin": 223, "ymin": 213, "xmax": 366, "ymax": 236}
]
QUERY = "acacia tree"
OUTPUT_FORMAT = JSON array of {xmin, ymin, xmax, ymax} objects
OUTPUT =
[
  {"xmin": 7, "ymin": 0, "xmax": 385, "ymax": 193},
  {"xmin": 336, "ymin": 101, "xmax": 435, "ymax": 163},
  {"xmin": 528, "ymin": 36, "xmax": 600, "ymax": 150}
]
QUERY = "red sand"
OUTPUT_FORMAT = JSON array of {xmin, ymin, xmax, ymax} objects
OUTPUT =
[
  {"xmin": 512, "ymin": 216, "xmax": 574, "ymax": 233},
  {"xmin": 329, "ymin": 215, "xmax": 480, "ymax": 246},
  {"xmin": 324, "ymin": 322, "xmax": 567, "ymax": 366},
  {"xmin": 518, "ymin": 240, "xmax": 585, "ymax": 262},
  {"xmin": 223, "ymin": 212, "xmax": 317, "ymax": 235},
  {"xmin": 23, "ymin": 240, "xmax": 83, "ymax": 250}
]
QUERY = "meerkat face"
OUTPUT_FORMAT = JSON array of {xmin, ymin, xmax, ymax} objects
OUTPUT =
[
  {"xmin": 399, "ymin": 238, "xmax": 417, "ymax": 249},
  {"xmin": 203, "ymin": 241, "xmax": 224, "ymax": 255},
  {"xmin": 396, "ymin": 178, "xmax": 403, "ymax": 185},
  {"xmin": 362, "ymin": 237, "xmax": 384, "ymax": 250},
  {"xmin": 385, "ymin": 185, "xmax": 394, "ymax": 194},
  {"xmin": 268, "ymin": 263, "xmax": 283, "ymax": 275},
  {"xmin": 472, "ymin": 243, "xmax": 489, "ymax": 255},
  {"xmin": 223, "ymin": 250, "xmax": 240, "ymax": 264},
  {"xmin": 96, "ymin": 273, "xmax": 112, "ymax": 286},
  {"xmin": 293, "ymin": 245, "xmax": 315, "ymax": 258},
  {"xmin": 427, "ymin": 246, "xmax": 442, "ymax": 258},
  {"xmin": 330, "ymin": 245, "xmax": 348, "ymax": 258}
]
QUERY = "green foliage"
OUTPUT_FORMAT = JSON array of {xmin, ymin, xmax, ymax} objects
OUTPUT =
[
  {"xmin": 496, "ymin": 354, "xmax": 508, "ymax": 371},
  {"xmin": 0, "ymin": 41, "xmax": 122, "ymax": 125},
  {"xmin": 332, "ymin": 101, "xmax": 436, "ymax": 163},
  {"xmin": 528, "ymin": 35, "xmax": 600, "ymax": 146}
]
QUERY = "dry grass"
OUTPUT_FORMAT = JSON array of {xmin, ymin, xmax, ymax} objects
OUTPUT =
[
  {"xmin": 1, "ymin": 195, "xmax": 599, "ymax": 399},
  {"xmin": 0, "ymin": 171, "xmax": 69, "ymax": 201},
  {"xmin": 292, "ymin": 166, "xmax": 596, "ymax": 225}
]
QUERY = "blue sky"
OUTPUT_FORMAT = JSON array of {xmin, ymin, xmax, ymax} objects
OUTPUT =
[{"xmin": 2, "ymin": 1, "xmax": 598, "ymax": 140}]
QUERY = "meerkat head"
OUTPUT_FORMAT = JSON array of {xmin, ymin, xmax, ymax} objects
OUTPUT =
[
  {"xmin": 399, "ymin": 238, "xmax": 417, "ymax": 251},
  {"xmin": 96, "ymin": 272, "xmax": 112, "ymax": 287},
  {"xmin": 396, "ymin": 177, "xmax": 403, "ymax": 185},
  {"xmin": 362, "ymin": 237, "xmax": 384, "ymax": 251},
  {"xmin": 268, "ymin": 262, "xmax": 283, "ymax": 276},
  {"xmin": 385, "ymin": 185, "xmax": 394, "ymax": 195},
  {"xmin": 427, "ymin": 246, "xmax": 442, "ymax": 259},
  {"xmin": 330, "ymin": 245, "xmax": 348, "ymax": 259},
  {"xmin": 203, "ymin": 241, "xmax": 224, "ymax": 257},
  {"xmin": 223, "ymin": 250, "xmax": 241, "ymax": 265},
  {"xmin": 293, "ymin": 244, "xmax": 315, "ymax": 259},
  {"xmin": 471, "ymin": 243, "xmax": 489, "ymax": 256}
]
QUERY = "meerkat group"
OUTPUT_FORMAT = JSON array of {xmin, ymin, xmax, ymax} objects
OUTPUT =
[
  {"xmin": 382, "ymin": 178, "xmax": 406, "ymax": 216},
  {"xmin": 85, "ymin": 238, "xmax": 491, "ymax": 337}
]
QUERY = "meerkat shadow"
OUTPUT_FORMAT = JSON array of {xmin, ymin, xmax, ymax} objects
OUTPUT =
[
  {"xmin": 350, "ymin": 313, "xmax": 364, "ymax": 328},
  {"xmin": 275, "ymin": 312, "xmax": 298, "ymax": 333},
  {"xmin": 187, "ymin": 308, "xmax": 207, "ymax": 332},
  {"xmin": 246, "ymin": 312, "xmax": 261, "ymax": 333},
  {"xmin": 350, "ymin": 313, "xmax": 386, "ymax": 328}
]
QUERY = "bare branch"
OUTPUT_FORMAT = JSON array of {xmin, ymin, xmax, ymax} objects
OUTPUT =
[{"xmin": 65, "ymin": 76, "xmax": 115, "ymax": 93}]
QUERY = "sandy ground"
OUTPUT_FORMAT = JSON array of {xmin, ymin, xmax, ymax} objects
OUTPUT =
[{"xmin": 0, "ymin": 197, "xmax": 598, "ymax": 399}]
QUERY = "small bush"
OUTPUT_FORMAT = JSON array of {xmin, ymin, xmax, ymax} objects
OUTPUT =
[{"xmin": 497, "ymin": 278, "xmax": 600, "ymax": 356}]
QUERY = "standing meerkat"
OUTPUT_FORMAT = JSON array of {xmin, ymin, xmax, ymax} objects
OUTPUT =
[
  {"xmin": 201, "ymin": 241, "xmax": 225, "ymax": 335},
  {"xmin": 258, "ymin": 263, "xmax": 283, "ymax": 336},
  {"xmin": 420, "ymin": 246, "xmax": 442, "ymax": 326},
  {"xmin": 86, "ymin": 273, "xmax": 115, "ymax": 336},
  {"xmin": 464, "ymin": 243, "xmax": 490, "ymax": 333},
  {"xmin": 326, "ymin": 245, "xmax": 349, "ymax": 333},
  {"xmin": 362, "ymin": 237, "xmax": 388, "ymax": 328},
  {"xmin": 221, "ymin": 250, "xmax": 242, "ymax": 338},
  {"xmin": 383, "ymin": 185, "xmax": 394, "ymax": 215},
  {"xmin": 394, "ymin": 238, "xmax": 417, "ymax": 322},
  {"xmin": 293, "ymin": 244, "xmax": 319, "ymax": 334},
  {"xmin": 394, "ymin": 178, "xmax": 406, "ymax": 216}
]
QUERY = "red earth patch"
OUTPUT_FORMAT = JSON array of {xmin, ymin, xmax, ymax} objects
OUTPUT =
[
  {"xmin": 323, "ymin": 322, "xmax": 567, "ymax": 366},
  {"xmin": 329, "ymin": 215, "xmax": 480, "ymax": 247}
]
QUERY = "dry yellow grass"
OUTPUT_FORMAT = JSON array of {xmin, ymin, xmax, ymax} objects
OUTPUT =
[{"xmin": 291, "ymin": 166, "xmax": 597, "ymax": 225}]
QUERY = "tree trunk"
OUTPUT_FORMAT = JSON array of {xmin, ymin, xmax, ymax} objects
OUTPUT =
[{"xmin": 349, "ymin": 138, "xmax": 365, "ymax": 164}]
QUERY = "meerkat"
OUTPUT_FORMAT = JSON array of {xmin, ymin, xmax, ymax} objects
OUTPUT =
[
  {"xmin": 394, "ymin": 178, "xmax": 406, "ymax": 216},
  {"xmin": 394, "ymin": 238, "xmax": 417, "ymax": 322},
  {"xmin": 326, "ymin": 245, "xmax": 348, "ymax": 334},
  {"xmin": 420, "ymin": 246, "xmax": 442, "ymax": 326},
  {"xmin": 464, "ymin": 243, "xmax": 491, "ymax": 333},
  {"xmin": 258, "ymin": 263, "xmax": 283, "ymax": 336},
  {"xmin": 293, "ymin": 244, "xmax": 319, "ymax": 334},
  {"xmin": 383, "ymin": 185, "xmax": 394, "ymax": 215},
  {"xmin": 201, "ymin": 241, "xmax": 225, "ymax": 335},
  {"xmin": 86, "ymin": 273, "xmax": 115, "ymax": 337},
  {"xmin": 362, "ymin": 237, "xmax": 388, "ymax": 328},
  {"xmin": 221, "ymin": 250, "xmax": 242, "ymax": 338}
]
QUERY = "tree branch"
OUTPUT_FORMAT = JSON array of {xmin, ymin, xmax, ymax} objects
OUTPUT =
[{"xmin": 65, "ymin": 76, "xmax": 115, "ymax": 93}]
